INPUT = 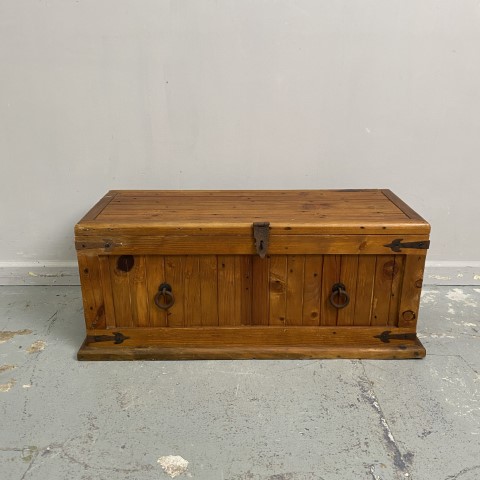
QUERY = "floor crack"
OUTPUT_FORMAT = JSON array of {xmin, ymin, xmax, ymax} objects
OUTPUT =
[
  {"xmin": 19, "ymin": 448, "xmax": 39, "ymax": 480},
  {"xmin": 427, "ymin": 353, "xmax": 479, "ymax": 375},
  {"xmin": 444, "ymin": 464, "xmax": 480, "ymax": 480},
  {"xmin": 359, "ymin": 361, "xmax": 412, "ymax": 479},
  {"xmin": 45, "ymin": 311, "xmax": 58, "ymax": 335}
]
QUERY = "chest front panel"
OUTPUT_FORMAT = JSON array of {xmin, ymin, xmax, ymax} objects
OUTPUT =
[{"xmin": 79, "ymin": 253, "xmax": 411, "ymax": 330}]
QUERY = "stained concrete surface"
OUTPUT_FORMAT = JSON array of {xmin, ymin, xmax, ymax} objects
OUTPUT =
[{"xmin": 0, "ymin": 286, "xmax": 479, "ymax": 480}]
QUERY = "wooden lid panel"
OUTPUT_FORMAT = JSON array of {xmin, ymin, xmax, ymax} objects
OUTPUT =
[{"xmin": 76, "ymin": 189, "xmax": 430, "ymax": 236}]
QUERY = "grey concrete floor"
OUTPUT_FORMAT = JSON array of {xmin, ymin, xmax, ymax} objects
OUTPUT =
[{"xmin": 0, "ymin": 286, "xmax": 479, "ymax": 480}]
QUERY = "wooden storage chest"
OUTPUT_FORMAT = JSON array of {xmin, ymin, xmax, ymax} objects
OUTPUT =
[{"xmin": 75, "ymin": 189, "xmax": 430, "ymax": 360}]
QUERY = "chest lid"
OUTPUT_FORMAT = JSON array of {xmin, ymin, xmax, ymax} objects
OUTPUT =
[{"xmin": 75, "ymin": 189, "xmax": 429, "ymax": 238}]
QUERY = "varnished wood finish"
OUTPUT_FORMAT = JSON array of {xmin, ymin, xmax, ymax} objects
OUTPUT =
[
  {"xmin": 76, "ymin": 190, "xmax": 431, "ymax": 237},
  {"xmin": 75, "ymin": 234, "xmax": 430, "ymax": 256},
  {"xmin": 398, "ymin": 255, "xmax": 426, "ymax": 328},
  {"xmin": 80, "ymin": 253, "xmax": 409, "ymax": 329},
  {"xmin": 77, "ymin": 326, "xmax": 426, "ymax": 360},
  {"xmin": 76, "ymin": 190, "xmax": 430, "ymax": 360},
  {"xmin": 77, "ymin": 255, "xmax": 106, "ymax": 330}
]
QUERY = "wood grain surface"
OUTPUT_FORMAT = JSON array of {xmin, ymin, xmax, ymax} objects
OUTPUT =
[
  {"xmin": 75, "ymin": 190, "xmax": 429, "ymax": 360},
  {"xmin": 78, "ymin": 326, "xmax": 426, "ymax": 360},
  {"xmin": 75, "ymin": 189, "xmax": 430, "ymax": 237}
]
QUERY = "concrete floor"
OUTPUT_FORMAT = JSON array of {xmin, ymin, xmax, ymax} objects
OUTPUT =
[{"xmin": 0, "ymin": 286, "xmax": 479, "ymax": 480}]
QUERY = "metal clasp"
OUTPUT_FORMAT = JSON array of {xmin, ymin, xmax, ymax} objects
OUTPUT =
[{"xmin": 253, "ymin": 222, "xmax": 270, "ymax": 258}]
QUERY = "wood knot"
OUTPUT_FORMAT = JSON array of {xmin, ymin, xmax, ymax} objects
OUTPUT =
[
  {"xmin": 117, "ymin": 255, "xmax": 134, "ymax": 273},
  {"xmin": 383, "ymin": 261, "xmax": 399, "ymax": 279},
  {"xmin": 402, "ymin": 310, "xmax": 416, "ymax": 323}
]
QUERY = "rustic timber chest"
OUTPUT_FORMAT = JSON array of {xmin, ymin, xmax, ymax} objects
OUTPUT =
[{"xmin": 75, "ymin": 190, "xmax": 430, "ymax": 360}]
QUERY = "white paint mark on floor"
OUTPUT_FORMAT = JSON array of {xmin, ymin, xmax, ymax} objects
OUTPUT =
[
  {"xmin": 157, "ymin": 455, "xmax": 189, "ymax": 478},
  {"xmin": 474, "ymin": 274, "xmax": 480, "ymax": 280},
  {"xmin": 446, "ymin": 288, "xmax": 478, "ymax": 308},
  {"xmin": 428, "ymin": 274, "xmax": 451, "ymax": 280},
  {"xmin": 369, "ymin": 465, "xmax": 381, "ymax": 480},
  {"xmin": 421, "ymin": 290, "xmax": 439, "ymax": 304},
  {"xmin": 0, "ymin": 379, "xmax": 16, "ymax": 392},
  {"xmin": 27, "ymin": 340, "xmax": 46, "ymax": 353}
]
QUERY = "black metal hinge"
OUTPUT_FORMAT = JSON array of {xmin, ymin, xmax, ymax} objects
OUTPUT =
[
  {"xmin": 90, "ymin": 332, "xmax": 129, "ymax": 344},
  {"xmin": 374, "ymin": 331, "xmax": 418, "ymax": 343},
  {"xmin": 383, "ymin": 239, "xmax": 430, "ymax": 253}
]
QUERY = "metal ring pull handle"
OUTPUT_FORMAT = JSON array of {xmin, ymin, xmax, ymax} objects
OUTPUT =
[
  {"xmin": 154, "ymin": 283, "xmax": 175, "ymax": 310},
  {"xmin": 329, "ymin": 282, "xmax": 350, "ymax": 309}
]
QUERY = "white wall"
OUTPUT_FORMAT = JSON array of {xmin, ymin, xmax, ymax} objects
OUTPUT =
[{"xmin": 1, "ymin": 1, "xmax": 479, "ymax": 283}]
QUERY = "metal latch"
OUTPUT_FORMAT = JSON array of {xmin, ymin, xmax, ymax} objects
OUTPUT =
[{"xmin": 253, "ymin": 222, "xmax": 270, "ymax": 258}]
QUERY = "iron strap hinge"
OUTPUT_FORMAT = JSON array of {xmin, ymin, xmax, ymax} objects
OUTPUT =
[
  {"xmin": 374, "ymin": 331, "xmax": 418, "ymax": 343},
  {"xmin": 383, "ymin": 238, "xmax": 430, "ymax": 253},
  {"xmin": 89, "ymin": 332, "xmax": 129, "ymax": 345},
  {"xmin": 253, "ymin": 222, "xmax": 270, "ymax": 258}
]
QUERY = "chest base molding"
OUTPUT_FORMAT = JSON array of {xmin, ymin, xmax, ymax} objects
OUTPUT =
[{"xmin": 77, "ymin": 326, "xmax": 425, "ymax": 360}]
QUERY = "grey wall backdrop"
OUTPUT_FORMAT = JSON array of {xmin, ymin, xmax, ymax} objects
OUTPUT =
[{"xmin": 1, "ymin": 1, "xmax": 479, "ymax": 284}]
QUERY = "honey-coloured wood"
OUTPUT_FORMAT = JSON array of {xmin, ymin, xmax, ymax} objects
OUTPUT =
[
  {"xmin": 77, "ymin": 326, "xmax": 426, "ymax": 360},
  {"xmin": 76, "ymin": 189, "xmax": 430, "ymax": 360}
]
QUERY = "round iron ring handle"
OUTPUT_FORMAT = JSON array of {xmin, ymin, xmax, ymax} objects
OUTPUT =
[
  {"xmin": 329, "ymin": 283, "xmax": 350, "ymax": 309},
  {"xmin": 154, "ymin": 283, "xmax": 175, "ymax": 310}
]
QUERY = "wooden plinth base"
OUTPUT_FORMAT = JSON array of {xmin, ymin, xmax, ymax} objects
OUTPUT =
[{"xmin": 77, "ymin": 326, "xmax": 426, "ymax": 360}]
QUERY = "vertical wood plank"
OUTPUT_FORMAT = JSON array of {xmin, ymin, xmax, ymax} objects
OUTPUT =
[
  {"xmin": 77, "ymin": 254, "xmax": 96, "ymax": 328},
  {"xmin": 98, "ymin": 255, "xmax": 115, "ymax": 328},
  {"xmin": 388, "ymin": 255, "xmax": 405, "ymax": 326},
  {"xmin": 302, "ymin": 255, "xmax": 323, "ymax": 326},
  {"xmin": 337, "ymin": 255, "xmax": 359, "ymax": 326},
  {"xmin": 129, "ymin": 256, "xmax": 149, "ymax": 327},
  {"xmin": 233, "ymin": 256, "xmax": 242, "ymax": 324},
  {"xmin": 145, "ymin": 255, "xmax": 167, "ymax": 327},
  {"xmin": 286, "ymin": 255, "xmax": 305, "ymax": 325},
  {"xmin": 238, "ymin": 256, "xmax": 253, "ymax": 325},
  {"xmin": 218, "ymin": 255, "xmax": 238, "ymax": 325},
  {"xmin": 88, "ymin": 255, "xmax": 106, "ymax": 330},
  {"xmin": 252, "ymin": 256, "xmax": 270, "ymax": 325},
  {"xmin": 109, "ymin": 256, "xmax": 133, "ymax": 327},
  {"xmin": 183, "ymin": 256, "xmax": 202, "ymax": 326},
  {"xmin": 269, "ymin": 255, "xmax": 287, "ymax": 325},
  {"xmin": 199, "ymin": 255, "xmax": 218, "ymax": 326},
  {"xmin": 398, "ymin": 255, "xmax": 426, "ymax": 328},
  {"xmin": 320, "ymin": 255, "xmax": 341, "ymax": 326},
  {"xmin": 353, "ymin": 255, "xmax": 377, "ymax": 326},
  {"xmin": 164, "ymin": 256, "xmax": 185, "ymax": 327},
  {"xmin": 371, "ymin": 255, "xmax": 395, "ymax": 326}
]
